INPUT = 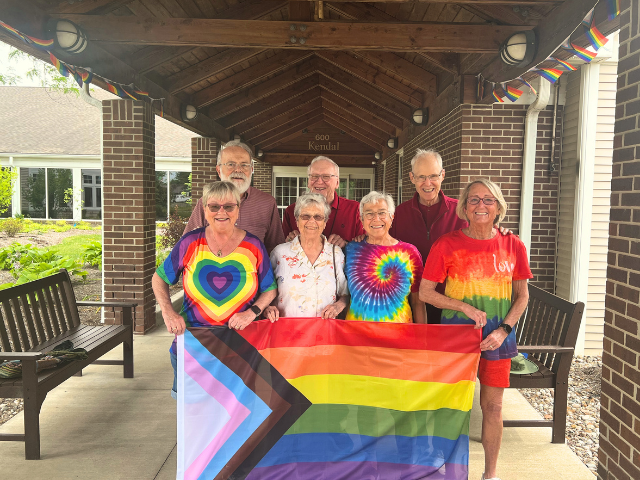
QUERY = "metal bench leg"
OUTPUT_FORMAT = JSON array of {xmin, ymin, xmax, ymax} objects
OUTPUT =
[
  {"xmin": 552, "ymin": 381, "xmax": 569, "ymax": 444},
  {"xmin": 74, "ymin": 369, "xmax": 83, "ymax": 377},
  {"xmin": 22, "ymin": 361, "xmax": 41, "ymax": 460},
  {"xmin": 123, "ymin": 339, "xmax": 134, "ymax": 378}
]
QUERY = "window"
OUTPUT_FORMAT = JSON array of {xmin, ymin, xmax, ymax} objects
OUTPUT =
[
  {"xmin": 20, "ymin": 167, "xmax": 73, "ymax": 219},
  {"xmin": 157, "ymin": 171, "xmax": 191, "ymax": 221},
  {"xmin": 82, "ymin": 169, "xmax": 101, "ymax": 220}
]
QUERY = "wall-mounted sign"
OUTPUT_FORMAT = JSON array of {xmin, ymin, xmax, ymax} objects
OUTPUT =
[{"xmin": 309, "ymin": 134, "xmax": 339, "ymax": 152}]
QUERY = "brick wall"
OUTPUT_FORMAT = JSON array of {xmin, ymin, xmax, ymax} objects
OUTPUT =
[
  {"xmin": 375, "ymin": 161, "xmax": 384, "ymax": 192},
  {"xmin": 253, "ymin": 160, "xmax": 273, "ymax": 194},
  {"xmin": 383, "ymin": 152, "xmax": 399, "ymax": 206},
  {"xmin": 102, "ymin": 99, "xmax": 156, "ymax": 333},
  {"xmin": 191, "ymin": 137, "xmax": 219, "ymax": 199},
  {"xmin": 598, "ymin": 1, "xmax": 640, "ymax": 478}
]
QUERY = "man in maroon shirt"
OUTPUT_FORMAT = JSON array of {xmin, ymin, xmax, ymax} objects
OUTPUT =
[
  {"xmin": 183, "ymin": 140, "xmax": 284, "ymax": 253},
  {"xmin": 390, "ymin": 149, "xmax": 468, "ymax": 323},
  {"xmin": 282, "ymin": 156, "xmax": 364, "ymax": 248}
]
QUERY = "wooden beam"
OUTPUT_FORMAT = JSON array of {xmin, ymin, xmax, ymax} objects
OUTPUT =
[
  {"xmin": 322, "ymin": 100, "xmax": 390, "ymax": 142},
  {"xmin": 210, "ymin": 60, "xmax": 317, "ymax": 119},
  {"xmin": 288, "ymin": 1, "xmax": 313, "ymax": 21},
  {"xmin": 165, "ymin": 48, "xmax": 265, "ymax": 94},
  {"xmin": 321, "ymin": 90, "xmax": 397, "ymax": 136},
  {"xmin": 249, "ymin": 109, "xmax": 323, "ymax": 145},
  {"xmin": 483, "ymin": 0, "xmax": 599, "ymax": 82},
  {"xmin": 238, "ymin": 97, "xmax": 323, "ymax": 137},
  {"xmin": 57, "ymin": 15, "xmax": 533, "ymax": 53},
  {"xmin": 192, "ymin": 51, "xmax": 312, "ymax": 107},
  {"xmin": 355, "ymin": 51, "xmax": 437, "ymax": 93},
  {"xmin": 325, "ymin": 2, "xmax": 396, "ymax": 21},
  {"xmin": 323, "ymin": 113, "xmax": 383, "ymax": 150},
  {"xmin": 245, "ymin": 102, "xmax": 323, "ymax": 140},
  {"xmin": 0, "ymin": 0, "xmax": 229, "ymax": 140},
  {"xmin": 315, "ymin": 51, "xmax": 423, "ymax": 107},
  {"xmin": 48, "ymin": 0, "xmax": 135, "ymax": 15},
  {"xmin": 319, "ymin": 0, "xmax": 560, "ymax": 3},
  {"xmin": 318, "ymin": 75, "xmax": 404, "ymax": 130},
  {"xmin": 220, "ymin": 75, "xmax": 320, "ymax": 128},
  {"xmin": 261, "ymin": 118, "xmax": 325, "ymax": 150},
  {"xmin": 263, "ymin": 152, "xmax": 375, "ymax": 167},
  {"xmin": 417, "ymin": 52, "xmax": 459, "ymax": 75}
]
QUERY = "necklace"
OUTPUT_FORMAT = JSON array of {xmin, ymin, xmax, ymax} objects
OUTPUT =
[
  {"xmin": 211, "ymin": 231, "xmax": 235, "ymax": 256},
  {"xmin": 464, "ymin": 227, "xmax": 496, "ymax": 240}
]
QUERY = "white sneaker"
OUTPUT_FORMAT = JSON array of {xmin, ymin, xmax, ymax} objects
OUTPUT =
[{"xmin": 481, "ymin": 474, "xmax": 501, "ymax": 480}]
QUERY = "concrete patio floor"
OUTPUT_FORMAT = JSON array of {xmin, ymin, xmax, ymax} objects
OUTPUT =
[{"xmin": 0, "ymin": 327, "xmax": 595, "ymax": 479}]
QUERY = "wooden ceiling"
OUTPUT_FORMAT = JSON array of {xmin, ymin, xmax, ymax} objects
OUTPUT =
[{"xmin": 1, "ymin": 0, "xmax": 602, "ymax": 166}]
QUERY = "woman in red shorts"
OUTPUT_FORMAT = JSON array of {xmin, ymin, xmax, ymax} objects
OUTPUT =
[{"xmin": 419, "ymin": 178, "xmax": 532, "ymax": 480}]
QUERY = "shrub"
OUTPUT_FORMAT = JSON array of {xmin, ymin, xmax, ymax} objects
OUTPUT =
[
  {"xmin": 159, "ymin": 207, "xmax": 187, "ymax": 250},
  {"xmin": 82, "ymin": 240, "xmax": 102, "ymax": 268},
  {"xmin": 1, "ymin": 218, "xmax": 23, "ymax": 237},
  {"xmin": 156, "ymin": 249, "xmax": 169, "ymax": 268}
]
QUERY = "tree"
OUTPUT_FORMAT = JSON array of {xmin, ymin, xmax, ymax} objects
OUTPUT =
[{"xmin": 0, "ymin": 166, "xmax": 17, "ymax": 215}]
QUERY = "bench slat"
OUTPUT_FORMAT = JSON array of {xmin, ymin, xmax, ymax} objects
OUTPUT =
[
  {"xmin": 11, "ymin": 297, "xmax": 32, "ymax": 351},
  {"xmin": 0, "ymin": 303, "xmax": 13, "ymax": 352},
  {"xmin": 14, "ymin": 296, "xmax": 35, "ymax": 351},
  {"xmin": 2, "ymin": 299, "xmax": 23, "ymax": 352},
  {"xmin": 58, "ymin": 281, "xmax": 81, "ymax": 330},
  {"xmin": 49, "ymin": 283, "xmax": 70, "ymax": 333},
  {"xmin": 28, "ymin": 290, "xmax": 51, "ymax": 341},
  {"xmin": 21, "ymin": 293, "xmax": 44, "ymax": 345},
  {"xmin": 42, "ymin": 286, "xmax": 63, "ymax": 337}
]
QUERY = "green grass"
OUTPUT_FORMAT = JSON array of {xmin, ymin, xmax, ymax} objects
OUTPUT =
[{"xmin": 50, "ymin": 234, "xmax": 101, "ymax": 263}]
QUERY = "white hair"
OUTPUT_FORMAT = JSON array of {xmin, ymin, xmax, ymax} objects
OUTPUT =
[
  {"xmin": 410, "ymin": 149, "xmax": 443, "ymax": 170},
  {"xmin": 307, "ymin": 156, "xmax": 339, "ymax": 177},
  {"xmin": 294, "ymin": 193, "xmax": 331, "ymax": 220},
  {"xmin": 217, "ymin": 140, "xmax": 254, "ymax": 165},
  {"xmin": 359, "ymin": 191, "xmax": 396, "ymax": 217}
]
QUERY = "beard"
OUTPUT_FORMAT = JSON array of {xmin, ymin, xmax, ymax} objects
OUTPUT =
[{"xmin": 220, "ymin": 171, "xmax": 251, "ymax": 194}]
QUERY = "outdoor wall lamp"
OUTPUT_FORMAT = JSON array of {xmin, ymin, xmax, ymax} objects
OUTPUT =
[
  {"xmin": 257, "ymin": 149, "xmax": 264, "ymax": 158},
  {"xmin": 387, "ymin": 138, "xmax": 398, "ymax": 149},
  {"xmin": 374, "ymin": 152, "xmax": 381, "ymax": 160},
  {"xmin": 234, "ymin": 134, "xmax": 242, "ymax": 141},
  {"xmin": 181, "ymin": 104, "xmax": 198, "ymax": 122},
  {"xmin": 411, "ymin": 108, "xmax": 429, "ymax": 126},
  {"xmin": 47, "ymin": 19, "xmax": 88, "ymax": 54},
  {"xmin": 499, "ymin": 31, "xmax": 536, "ymax": 67}
]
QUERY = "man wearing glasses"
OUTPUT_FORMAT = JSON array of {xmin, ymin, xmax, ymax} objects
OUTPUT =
[
  {"xmin": 282, "ymin": 156, "xmax": 364, "ymax": 248},
  {"xmin": 183, "ymin": 140, "xmax": 284, "ymax": 253},
  {"xmin": 390, "ymin": 149, "xmax": 468, "ymax": 323}
]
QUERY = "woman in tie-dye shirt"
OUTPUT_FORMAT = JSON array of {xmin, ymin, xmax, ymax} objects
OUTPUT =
[
  {"xmin": 152, "ymin": 181, "xmax": 277, "ymax": 399},
  {"xmin": 420, "ymin": 179, "xmax": 532, "ymax": 480},
  {"xmin": 345, "ymin": 191, "xmax": 426, "ymax": 323}
]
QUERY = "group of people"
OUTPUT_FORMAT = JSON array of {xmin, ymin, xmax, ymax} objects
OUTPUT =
[{"xmin": 152, "ymin": 141, "xmax": 533, "ymax": 480}]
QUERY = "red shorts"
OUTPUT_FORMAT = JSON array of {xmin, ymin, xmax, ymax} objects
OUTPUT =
[{"xmin": 478, "ymin": 358, "xmax": 511, "ymax": 388}]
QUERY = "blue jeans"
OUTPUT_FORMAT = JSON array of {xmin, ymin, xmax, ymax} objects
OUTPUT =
[{"xmin": 170, "ymin": 350, "xmax": 177, "ymax": 400}]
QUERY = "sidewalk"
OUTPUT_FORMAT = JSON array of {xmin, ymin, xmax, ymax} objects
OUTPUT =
[{"xmin": 0, "ymin": 327, "xmax": 595, "ymax": 479}]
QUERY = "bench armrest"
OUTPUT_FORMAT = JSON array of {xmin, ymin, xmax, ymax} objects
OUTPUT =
[
  {"xmin": 0, "ymin": 352, "xmax": 45, "ymax": 361},
  {"xmin": 76, "ymin": 301, "xmax": 138, "ymax": 308},
  {"xmin": 518, "ymin": 345, "xmax": 574, "ymax": 354}
]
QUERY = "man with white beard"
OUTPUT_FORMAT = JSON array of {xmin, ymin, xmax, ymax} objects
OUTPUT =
[{"xmin": 183, "ymin": 140, "xmax": 284, "ymax": 253}]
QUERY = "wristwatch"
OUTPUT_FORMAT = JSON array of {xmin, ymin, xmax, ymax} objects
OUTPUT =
[
  {"xmin": 250, "ymin": 305, "xmax": 262, "ymax": 319},
  {"xmin": 498, "ymin": 323, "xmax": 512, "ymax": 335}
]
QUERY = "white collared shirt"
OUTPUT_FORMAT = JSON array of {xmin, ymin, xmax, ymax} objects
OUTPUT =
[{"xmin": 270, "ymin": 236, "xmax": 349, "ymax": 318}]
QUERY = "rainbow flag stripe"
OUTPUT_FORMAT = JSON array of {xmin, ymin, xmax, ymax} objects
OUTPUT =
[
  {"xmin": 571, "ymin": 43, "xmax": 597, "ymax": 62},
  {"xmin": 606, "ymin": 0, "xmax": 620, "ymax": 20},
  {"xmin": 177, "ymin": 319, "xmax": 481, "ymax": 480},
  {"xmin": 106, "ymin": 83, "xmax": 126, "ymax": 98},
  {"xmin": 518, "ymin": 77, "xmax": 537, "ymax": 96},
  {"xmin": 0, "ymin": 21, "xmax": 54, "ymax": 49},
  {"xmin": 504, "ymin": 85, "xmax": 523, "ymax": 102},
  {"xmin": 537, "ymin": 68, "xmax": 562, "ymax": 84},
  {"xmin": 584, "ymin": 21, "xmax": 608, "ymax": 50},
  {"xmin": 492, "ymin": 88, "xmax": 504, "ymax": 103},
  {"xmin": 79, "ymin": 69, "xmax": 93, "ymax": 84},
  {"xmin": 551, "ymin": 57, "xmax": 577, "ymax": 71},
  {"xmin": 49, "ymin": 52, "xmax": 69, "ymax": 78}
]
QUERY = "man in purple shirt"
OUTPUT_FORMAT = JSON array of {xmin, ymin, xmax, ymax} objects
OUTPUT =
[{"xmin": 183, "ymin": 140, "xmax": 284, "ymax": 253}]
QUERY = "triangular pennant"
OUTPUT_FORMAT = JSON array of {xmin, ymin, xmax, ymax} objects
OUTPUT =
[
  {"xmin": 606, "ymin": 0, "xmax": 620, "ymax": 20},
  {"xmin": 504, "ymin": 85, "xmax": 523, "ymax": 102},
  {"xmin": 492, "ymin": 84, "xmax": 504, "ymax": 103},
  {"xmin": 550, "ymin": 56, "xmax": 577, "ymax": 71},
  {"xmin": 537, "ymin": 68, "xmax": 563, "ymax": 84},
  {"xmin": 518, "ymin": 77, "xmax": 537, "ymax": 96}
]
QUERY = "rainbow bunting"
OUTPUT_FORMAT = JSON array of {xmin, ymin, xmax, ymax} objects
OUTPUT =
[
  {"xmin": 134, "ymin": 89, "xmax": 149, "ymax": 97},
  {"xmin": 537, "ymin": 68, "xmax": 563, "ymax": 84},
  {"xmin": 504, "ymin": 85, "xmax": 523, "ymax": 102},
  {"xmin": 583, "ymin": 18, "xmax": 608, "ymax": 50},
  {"xmin": 550, "ymin": 57, "xmax": 577, "ymax": 71},
  {"xmin": 518, "ymin": 77, "xmax": 537, "ymax": 96},
  {"xmin": 606, "ymin": 0, "xmax": 620, "ymax": 20},
  {"xmin": 79, "ymin": 69, "xmax": 93, "ymax": 84},
  {"xmin": 49, "ymin": 52, "xmax": 70, "ymax": 78},
  {"xmin": 106, "ymin": 82, "xmax": 126, "ymax": 98},
  {"xmin": 492, "ymin": 86, "xmax": 504, "ymax": 103},
  {"xmin": 0, "ymin": 21, "xmax": 27, "ymax": 42},
  {"xmin": 0, "ymin": 21, "xmax": 54, "ymax": 49},
  {"xmin": 177, "ymin": 319, "xmax": 481, "ymax": 480},
  {"xmin": 571, "ymin": 43, "xmax": 597, "ymax": 62}
]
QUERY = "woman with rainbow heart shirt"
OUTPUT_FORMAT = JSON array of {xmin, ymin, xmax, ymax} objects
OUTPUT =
[
  {"xmin": 420, "ymin": 178, "xmax": 532, "ymax": 480},
  {"xmin": 152, "ymin": 181, "xmax": 277, "ymax": 399},
  {"xmin": 344, "ymin": 191, "xmax": 426, "ymax": 324}
]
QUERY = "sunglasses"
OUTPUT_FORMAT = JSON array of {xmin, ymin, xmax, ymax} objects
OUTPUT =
[
  {"xmin": 299, "ymin": 214, "xmax": 326, "ymax": 222},
  {"xmin": 467, "ymin": 197, "xmax": 496, "ymax": 206},
  {"xmin": 207, "ymin": 203, "xmax": 239, "ymax": 213}
]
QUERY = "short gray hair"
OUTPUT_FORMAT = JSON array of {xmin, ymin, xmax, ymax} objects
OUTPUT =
[
  {"xmin": 307, "ymin": 156, "xmax": 339, "ymax": 177},
  {"xmin": 201, "ymin": 181, "xmax": 242, "ymax": 207},
  {"xmin": 456, "ymin": 178, "xmax": 508, "ymax": 224},
  {"xmin": 294, "ymin": 193, "xmax": 331, "ymax": 220},
  {"xmin": 217, "ymin": 140, "xmax": 254, "ymax": 165},
  {"xmin": 359, "ymin": 191, "xmax": 396, "ymax": 218},
  {"xmin": 411, "ymin": 149, "xmax": 443, "ymax": 170}
]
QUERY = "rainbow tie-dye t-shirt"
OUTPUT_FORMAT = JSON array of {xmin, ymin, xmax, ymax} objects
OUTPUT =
[
  {"xmin": 156, "ymin": 228, "xmax": 276, "ymax": 352},
  {"xmin": 423, "ymin": 230, "xmax": 533, "ymax": 360},
  {"xmin": 345, "ymin": 240, "xmax": 423, "ymax": 323}
]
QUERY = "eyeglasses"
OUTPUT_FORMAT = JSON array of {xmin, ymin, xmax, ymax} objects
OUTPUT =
[
  {"xmin": 467, "ymin": 197, "xmax": 497, "ymax": 206},
  {"xmin": 220, "ymin": 162, "xmax": 252, "ymax": 172},
  {"xmin": 412, "ymin": 170, "xmax": 443, "ymax": 183},
  {"xmin": 298, "ymin": 214, "xmax": 326, "ymax": 222},
  {"xmin": 363, "ymin": 211, "xmax": 389, "ymax": 220},
  {"xmin": 309, "ymin": 174, "xmax": 338, "ymax": 183},
  {"xmin": 207, "ymin": 203, "xmax": 239, "ymax": 212}
]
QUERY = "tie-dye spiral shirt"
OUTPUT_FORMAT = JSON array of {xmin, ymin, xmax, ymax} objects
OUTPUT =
[
  {"xmin": 156, "ymin": 228, "xmax": 276, "ymax": 352},
  {"xmin": 345, "ymin": 240, "xmax": 423, "ymax": 323},
  {"xmin": 423, "ymin": 230, "xmax": 533, "ymax": 360}
]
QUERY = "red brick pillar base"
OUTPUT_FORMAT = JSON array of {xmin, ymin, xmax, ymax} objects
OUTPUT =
[
  {"xmin": 102, "ymin": 99, "xmax": 156, "ymax": 333},
  {"xmin": 191, "ymin": 137, "xmax": 220, "ymax": 200}
]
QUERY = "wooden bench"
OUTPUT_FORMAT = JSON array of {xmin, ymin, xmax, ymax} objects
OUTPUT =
[
  {"xmin": 504, "ymin": 283, "xmax": 585, "ymax": 444},
  {"xmin": 0, "ymin": 270, "xmax": 136, "ymax": 459}
]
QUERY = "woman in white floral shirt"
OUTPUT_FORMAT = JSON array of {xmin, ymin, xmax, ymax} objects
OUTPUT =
[{"xmin": 264, "ymin": 193, "xmax": 349, "ymax": 321}]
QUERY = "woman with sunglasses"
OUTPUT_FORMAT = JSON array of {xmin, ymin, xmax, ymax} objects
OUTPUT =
[
  {"xmin": 419, "ymin": 179, "xmax": 532, "ymax": 480},
  {"xmin": 264, "ymin": 193, "xmax": 349, "ymax": 321},
  {"xmin": 344, "ymin": 191, "xmax": 426, "ymax": 323},
  {"xmin": 152, "ymin": 181, "xmax": 277, "ymax": 399}
]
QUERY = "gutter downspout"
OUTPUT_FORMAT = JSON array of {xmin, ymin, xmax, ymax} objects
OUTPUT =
[{"xmin": 519, "ymin": 77, "xmax": 550, "ymax": 260}]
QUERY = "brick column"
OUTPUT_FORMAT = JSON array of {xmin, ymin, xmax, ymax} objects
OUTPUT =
[
  {"xmin": 102, "ymin": 99, "xmax": 156, "ymax": 333},
  {"xmin": 598, "ymin": 1, "xmax": 640, "ymax": 479},
  {"xmin": 191, "ymin": 137, "xmax": 219, "ymax": 199},
  {"xmin": 252, "ymin": 160, "xmax": 273, "ymax": 194}
]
